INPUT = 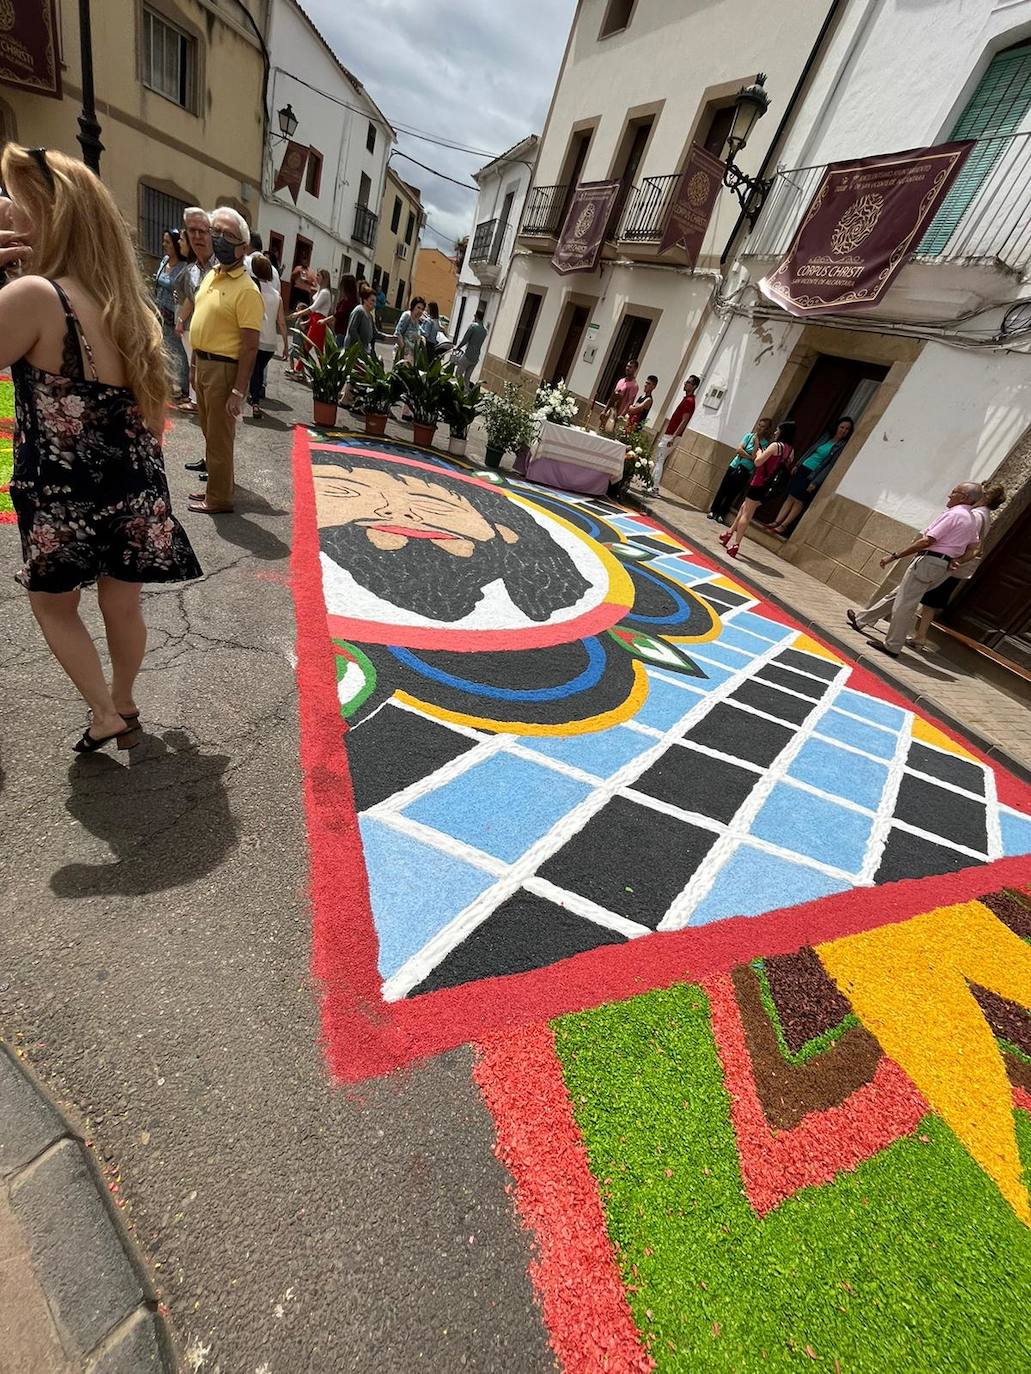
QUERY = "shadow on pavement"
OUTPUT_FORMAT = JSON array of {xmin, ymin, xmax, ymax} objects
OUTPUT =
[
  {"xmin": 203, "ymin": 492, "xmax": 290, "ymax": 561},
  {"xmin": 50, "ymin": 731, "xmax": 235, "ymax": 897}
]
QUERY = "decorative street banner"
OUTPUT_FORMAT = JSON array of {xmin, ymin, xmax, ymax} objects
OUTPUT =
[
  {"xmin": 551, "ymin": 180, "xmax": 621, "ymax": 276},
  {"xmin": 658, "ymin": 143, "xmax": 725, "ymax": 267},
  {"xmin": 273, "ymin": 142, "xmax": 310, "ymax": 204},
  {"xmin": 760, "ymin": 141, "xmax": 974, "ymax": 316},
  {"xmin": 0, "ymin": 0, "xmax": 62, "ymax": 100}
]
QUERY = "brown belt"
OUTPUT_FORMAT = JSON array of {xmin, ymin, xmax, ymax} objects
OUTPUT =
[{"xmin": 194, "ymin": 349, "xmax": 237, "ymax": 364}]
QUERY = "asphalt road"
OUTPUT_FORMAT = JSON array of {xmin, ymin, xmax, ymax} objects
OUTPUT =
[{"xmin": 0, "ymin": 373, "xmax": 552, "ymax": 1372}]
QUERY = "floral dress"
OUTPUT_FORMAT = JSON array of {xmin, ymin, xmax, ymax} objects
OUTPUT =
[{"xmin": 10, "ymin": 280, "xmax": 202, "ymax": 593}]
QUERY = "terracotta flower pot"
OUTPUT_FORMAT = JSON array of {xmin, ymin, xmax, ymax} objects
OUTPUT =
[
  {"xmin": 364, "ymin": 411, "xmax": 388, "ymax": 436},
  {"xmin": 412, "ymin": 421, "xmax": 436, "ymax": 448},
  {"xmin": 313, "ymin": 399, "xmax": 338, "ymax": 427},
  {"xmin": 484, "ymin": 445, "xmax": 504, "ymax": 469}
]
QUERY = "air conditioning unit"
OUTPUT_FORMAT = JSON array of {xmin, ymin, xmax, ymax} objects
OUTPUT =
[{"xmin": 396, "ymin": 242, "xmax": 408, "ymax": 260}]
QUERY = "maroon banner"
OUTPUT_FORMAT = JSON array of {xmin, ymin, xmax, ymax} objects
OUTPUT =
[
  {"xmin": 0, "ymin": 0, "xmax": 61, "ymax": 100},
  {"xmin": 551, "ymin": 180, "xmax": 621, "ymax": 276},
  {"xmin": 760, "ymin": 141, "xmax": 974, "ymax": 317},
  {"xmin": 658, "ymin": 144, "xmax": 725, "ymax": 267},
  {"xmin": 273, "ymin": 142, "xmax": 310, "ymax": 204}
]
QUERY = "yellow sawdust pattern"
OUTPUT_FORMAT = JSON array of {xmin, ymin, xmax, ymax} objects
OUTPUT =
[
  {"xmin": 710, "ymin": 574, "xmax": 751, "ymax": 597},
  {"xmin": 818, "ymin": 899, "xmax": 1031, "ymax": 1225},
  {"xmin": 910, "ymin": 715, "xmax": 977, "ymax": 762},
  {"xmin": 791, "ymin": 632, "xmax": 844, "ymax": 666}
]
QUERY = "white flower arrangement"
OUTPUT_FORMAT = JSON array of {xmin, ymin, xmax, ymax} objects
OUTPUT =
[{"xmin": 532, "ymin": 379, "xmax": 579, "ymax": 427}]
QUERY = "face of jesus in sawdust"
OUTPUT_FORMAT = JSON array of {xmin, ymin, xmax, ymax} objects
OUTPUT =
[{"xmin": 312, "ymin": 462, "xmax": 520, "ymax": 559}]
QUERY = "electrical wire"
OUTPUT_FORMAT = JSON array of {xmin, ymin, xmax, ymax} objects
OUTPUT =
[{"xmin": 389, "ymin": 149, "xmax": 479, "ymax": 191}]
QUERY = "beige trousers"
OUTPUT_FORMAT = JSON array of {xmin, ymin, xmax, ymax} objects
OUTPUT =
[
  {"xmin": 854, "ymin": 554, "xmax": 950, "ymax": 653},
  {"xmin": 195, "ymin": 357, "xmax": 237, "ymax": 509}
]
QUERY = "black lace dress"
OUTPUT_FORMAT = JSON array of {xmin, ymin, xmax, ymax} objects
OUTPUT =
[{"xmin": 10, "ymin": 280, "xmax": 202, "ymax": 592}]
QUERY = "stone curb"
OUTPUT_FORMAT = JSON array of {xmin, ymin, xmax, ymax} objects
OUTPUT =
[
  {"xmin": 0, "ymin": 1043, "xmax": 177, "ymax": 1373},
  {"xmin": 637, "ymin": 495, "xmax": 1031, "ymax": 789}
]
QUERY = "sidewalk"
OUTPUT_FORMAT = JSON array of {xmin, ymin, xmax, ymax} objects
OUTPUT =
[{"xmin": 644, "ymin": 490, "xmax": 1031, "ymax": 780}]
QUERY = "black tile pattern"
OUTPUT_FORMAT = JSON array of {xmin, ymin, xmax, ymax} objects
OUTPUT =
[
  {"xmin": 408, "ymin": 888, "xmax": 625, "ymax": 996},
  {"xmin": 892, "ymin": 774, "xmax": 988, "ymax": 854},
  {"xmin": 346, "ymin": 705, "xmax": 474, "ymax": 812},
  {"xmin": 632, "ymin": 745, "xmax": 758, "ymax": 824},
  {"xmin": 875, "ymin": 826, "xmax": 979, "ymax": 883},
  {"xmin": 537, "ymin": 796, "xmax": 717, "ymax": 928},
  {"xmin": 774, "ymin": 649, "xmax": 840, "ymax": 682},
  {"xmin": 683, "ymin": 704, "xmax": 795, "ymax": 769},
  {"xmin": 906, "ymin": 741, "xmax": 985, "ymax": 796},
  {"xmin": 755, "ymin": 663, "xmax": 829, "ymax": 701},
  {"xmin": 730, "ymin": 679, "xmax": 817, "ymax": 727}
]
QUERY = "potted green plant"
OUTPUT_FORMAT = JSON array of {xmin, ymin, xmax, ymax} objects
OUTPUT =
[
  {"xmin": 441, "ymin": 376, "xmax": 483, "ymax": 457},
  {"xmin": 353, "ymin": 349, "xmax": 403, "ymax": 436},
  {"xmin": 393, "ymin": 342, "xmax": 451, "ymax": 448},
  {"xmin": 302, "ymin": 335, "xmax": 356, "ymax": 428},
  {"xmin": 481, "ymin": 383, "xmax": 537, "ymax": 469}
]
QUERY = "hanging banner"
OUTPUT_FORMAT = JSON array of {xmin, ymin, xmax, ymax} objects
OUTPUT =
[
  {"xmin": 759, "ymin": 141, "xmax": 974, "ymax": 316},
  {"xmin": 0, "ymin": 0, "xmax": 62, "ymax": 100},
  {"xmin": 658, "ymin": 144, "xmax": 725, "ymax": 267},
  {"xmin": 551, "ymin": 180, "xmax": 621, "ymax": 276},
  {"xmin": 273, "ymin": 142, "xmax": 310, "ymax": 204}
]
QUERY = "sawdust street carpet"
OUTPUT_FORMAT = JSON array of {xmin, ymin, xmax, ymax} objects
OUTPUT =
[{"xmin": 292, "ymin": 430, "xmax": 1031, "ymax": 1371}]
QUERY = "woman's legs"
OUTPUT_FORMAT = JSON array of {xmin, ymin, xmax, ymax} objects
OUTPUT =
[
  {"xmin": 710, "ymin": 466, "xmax": 746, "ymax": 520},
  {"xmin": 97, "ymin": 578, "xmax": 146, "ymax": 716},
  {"xmin": 29, "ymin": 589, "xmax": 126, "ymax": 737},
  {"xmin": 769, "ymin": 495, "xmax": 802, "ymax": 532},
  {"xmin": 912, "ymin": 605, "xmax": 935, "ymax": 647},
  {"xmin": 726, "ymin": 497, "xmax": 759, "ymax": 552},
  {"xmin": 181, "ymin": 332, "xmax": 197, "ymax": 405}
]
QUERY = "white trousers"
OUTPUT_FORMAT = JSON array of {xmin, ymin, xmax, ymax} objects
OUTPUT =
[{"xmin": 854, "ymin": 554, "xmax": 951, "ymax": 653}]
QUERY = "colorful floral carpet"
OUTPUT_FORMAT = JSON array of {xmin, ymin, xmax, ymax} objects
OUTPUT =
[
  {"xmin": 292, "ymin": 429, "xmax": 1031, "ymax": 1370},
  {"xmin": 0, "ymin": 373, "xmax": 14, "ymax": 523}
]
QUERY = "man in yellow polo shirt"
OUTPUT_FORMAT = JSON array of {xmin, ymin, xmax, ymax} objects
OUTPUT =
[{"xmin": 188, "ymin": 207, "xmax": 263, "ymax": 514}]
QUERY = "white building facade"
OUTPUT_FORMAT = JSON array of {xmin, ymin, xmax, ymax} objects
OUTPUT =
[
  {"xmin": 486, "ymin": 0, "xmax": 1031, "ymax": 673},
  {"xmin": 667, "ymin": 0, "xmax": 1031, "ymax": 670},
  {"xmin": 481, "ymin": 0, "xmax": 834, "ymax": 407},
  {"xmin": 260, "ymin": 0, "xmax": 393, "ymax": 289},
  {"xmin": 452, "ymin": 135, "xmax": 539, "ymax": 373}
]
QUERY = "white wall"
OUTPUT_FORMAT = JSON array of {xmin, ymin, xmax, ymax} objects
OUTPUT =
[
  {"xmin": 836, "ymin": 343, "xmax": 1031, "ymax": 527},
  {"xmin": 686, "ymin": 309, "xmax": 803, "ymax": 448},
  {"xmin": 262, "ymin": 0, "xmax": 391, "ymax": 277}
]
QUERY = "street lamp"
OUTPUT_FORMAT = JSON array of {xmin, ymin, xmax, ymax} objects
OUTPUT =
[
  {"xmin": 277, "ymin": 103, "xmax": 299, "ymax": 140},
  {"xmin": 76, "ymin": 0, "xmax": 104, "ymax": 175},
  {"xmin": 721, "ymin": 73, "xmax": 774, "ymax": 228}
]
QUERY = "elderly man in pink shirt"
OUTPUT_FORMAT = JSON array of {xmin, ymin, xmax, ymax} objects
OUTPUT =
[{"xmin": 847, "ymin": 481, "xmax": 982, "ymax": 658}]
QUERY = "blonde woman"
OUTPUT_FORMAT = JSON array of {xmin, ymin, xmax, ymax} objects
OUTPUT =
[{"xmin": 0, "ymin": 145, "xmax": 201, "ymax": 753}]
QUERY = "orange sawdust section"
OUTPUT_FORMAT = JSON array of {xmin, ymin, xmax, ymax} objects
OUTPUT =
[
  {"xmin": 790, "ymin": 631, "xmax": 844, "ymax": 666},
  {"xmin": 818, "ymin": 899, "xmax": 1031, "ymax": 1225},
  {"xmin": 910, "ymin": 714, "xmax": 978, "ymax": 762}
]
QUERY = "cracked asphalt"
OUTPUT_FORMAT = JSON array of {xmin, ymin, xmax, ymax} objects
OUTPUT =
[{"xmin": 0, "ymin": 376, "xmax": 552, "ymax": 1373}]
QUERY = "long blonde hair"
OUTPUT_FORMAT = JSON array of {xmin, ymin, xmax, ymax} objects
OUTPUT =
[{"xmin": 1, "ymin": 145, "xmax": 169, "ymax": 433}]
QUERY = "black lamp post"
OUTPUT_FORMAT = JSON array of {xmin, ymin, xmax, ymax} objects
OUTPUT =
[
  {"xmin": 277, "ymin": 103, "xmax": 299, "ymax": 140},
  {"xmin": 721, "ymin": 74, "xmax": 773, "ymax": 228},
  {"xmin": 76, "ymin": 0, "xmax": 104, "ymax": 174}
]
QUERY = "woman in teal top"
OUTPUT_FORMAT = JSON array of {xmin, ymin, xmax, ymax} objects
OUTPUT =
[
  {"xmin": 767, "ymin": 417, "xmax": 854, "ymax": 535},
  {"xmin": 708, "ymin": 416, "xmax": 773, "ymax": 523}
]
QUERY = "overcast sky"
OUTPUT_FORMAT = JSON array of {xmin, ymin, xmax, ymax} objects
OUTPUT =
[{"xmin": 303, "ymin": 0, "xmax": 577, "ymax": 248}]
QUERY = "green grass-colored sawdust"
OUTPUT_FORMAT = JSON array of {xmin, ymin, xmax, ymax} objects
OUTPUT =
[{"xmin": 554, "ymin": 985, "xmax": 1031, "ymax": 1372}]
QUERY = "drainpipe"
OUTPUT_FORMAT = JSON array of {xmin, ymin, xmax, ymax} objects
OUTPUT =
[{"xmin": 720, "ymin": 0, "xmax": 847, "ymax": 267}]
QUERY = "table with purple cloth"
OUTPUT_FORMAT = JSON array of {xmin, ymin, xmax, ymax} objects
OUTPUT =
[{"xmin": 512, "ymin": 420, "xmax": 627, "ymax": 495}]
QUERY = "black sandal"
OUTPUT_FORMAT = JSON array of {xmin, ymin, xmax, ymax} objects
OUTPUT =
[{"xmin": 73, "ymin": 724, "xmax": 141, "ymax": 754}]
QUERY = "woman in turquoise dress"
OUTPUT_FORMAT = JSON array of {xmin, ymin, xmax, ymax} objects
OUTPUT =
[{"xmin": 766, "ymin": 417, "xmax": 854, "ymax": 535}]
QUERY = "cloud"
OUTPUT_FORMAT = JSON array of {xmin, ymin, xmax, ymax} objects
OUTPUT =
[{"xmin": 301, "ymin": 0, "xmax": 576, "ymax": 247}]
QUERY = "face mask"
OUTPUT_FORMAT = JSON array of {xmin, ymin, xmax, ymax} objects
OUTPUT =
[{"xmin": 211, "ymin": 234, "xmax": 239, "ymax": 265}]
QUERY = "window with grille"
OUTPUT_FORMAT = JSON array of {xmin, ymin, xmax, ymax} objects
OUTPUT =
[
  {"xmin": 358, "ymin": 171, "xmax": 372, "ymax": 207},
  {"xmin": 920, "ymin": 40, "xmax": 1031, "ymax": 254},
  {"xmin": 306, "ymin": 148, "xmax": 323, "ymax": 197},
  {"xmin": 366, "ymin": 121, "xmax": 377, "ymax": 154},
  {"xmin": 139, "ymin": 184, "xmax": 191, "ymax": 259},
  {"xmin": 142, "ymin": 8, "xmax": 195, "ymax": 110},
  {"xmin": 390, "ymin": 196, "xmax": 402, "ymax": 231},
  {"xmin": 508, "ymin": 290, "xmax": 542, "ymax": 366}
]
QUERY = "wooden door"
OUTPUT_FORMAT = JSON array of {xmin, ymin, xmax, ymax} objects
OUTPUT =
[
  {"xmin": 947, "ymin": 502, "xmax": 1031, "ymax": 669},
  {"xmin": 549, "ymin": 304, "xmax": 589, "ymax": 384}
]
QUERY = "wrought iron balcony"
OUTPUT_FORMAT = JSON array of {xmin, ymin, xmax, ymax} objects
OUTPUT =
[
  {"xmin": 619, "ymin": 173, "xmax": 681, "ymax": 242},
  {"xmin": 470, "ymin": 217, "xmax": 501, "ymax": 264},
  {"xmin": 353, "ymin": 203, "xmax": 378, "ymax": 249},
  {"xmin": 520, "ymin": 184, "xmax": 569, "ymax": 237},
  {"xmin": 743, "ymin": 132, "xmax": 1031, "ymax": 275}
]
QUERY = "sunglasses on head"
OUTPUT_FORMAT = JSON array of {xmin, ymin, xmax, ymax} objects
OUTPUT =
[{"xmin": 27, "ymin": 147, "xmax": 56, "ymax": 191}]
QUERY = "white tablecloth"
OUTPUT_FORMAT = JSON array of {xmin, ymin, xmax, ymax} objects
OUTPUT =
[{"xmin": 531, "ymin": 420, "xmax": 627, "ymax": 478}]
